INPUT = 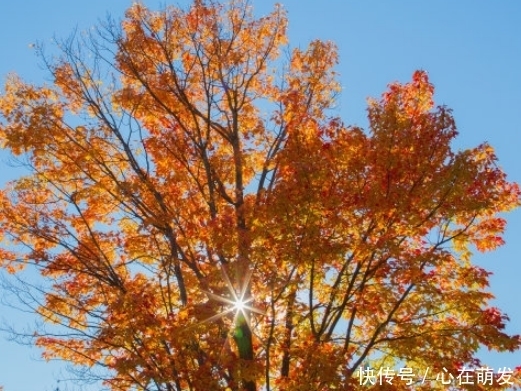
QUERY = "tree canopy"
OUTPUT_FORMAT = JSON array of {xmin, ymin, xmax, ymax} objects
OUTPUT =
[{"xmin": 0, "ymin": 0, "xmax": 520, "ymax": 390}]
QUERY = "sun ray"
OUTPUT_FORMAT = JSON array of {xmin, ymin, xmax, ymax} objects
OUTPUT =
[{"xmin": 196, "ymin": 265, "xmax": 264, "ymax": 330}]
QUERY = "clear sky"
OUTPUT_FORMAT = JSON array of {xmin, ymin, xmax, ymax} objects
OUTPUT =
[{"xmin": 1, "ymin": 1, "xmax": 520, "ymax": 390}]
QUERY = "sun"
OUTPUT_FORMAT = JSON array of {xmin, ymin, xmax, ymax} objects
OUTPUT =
[
  {"xmin": 233, "ymin": 297, "xmax": 247, "ymax": 313},
  {"xmin": 199, "ymin": 265, "xmax": 264, "ymax": 328}
]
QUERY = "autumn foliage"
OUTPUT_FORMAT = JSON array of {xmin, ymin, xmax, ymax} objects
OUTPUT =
[{"xmin": 0, "ymin": 1, "xmax": 520, "ymax": 390}]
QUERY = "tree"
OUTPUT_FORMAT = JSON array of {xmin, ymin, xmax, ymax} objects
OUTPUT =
[{"xmin": 0, "ymin": 0, "xmax": 520, "ymax": 390}]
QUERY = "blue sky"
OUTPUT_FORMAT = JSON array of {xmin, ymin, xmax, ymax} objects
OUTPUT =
[{"xmin": 0, "ymin": 1, "xmax": 520, "ymax": 390}]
